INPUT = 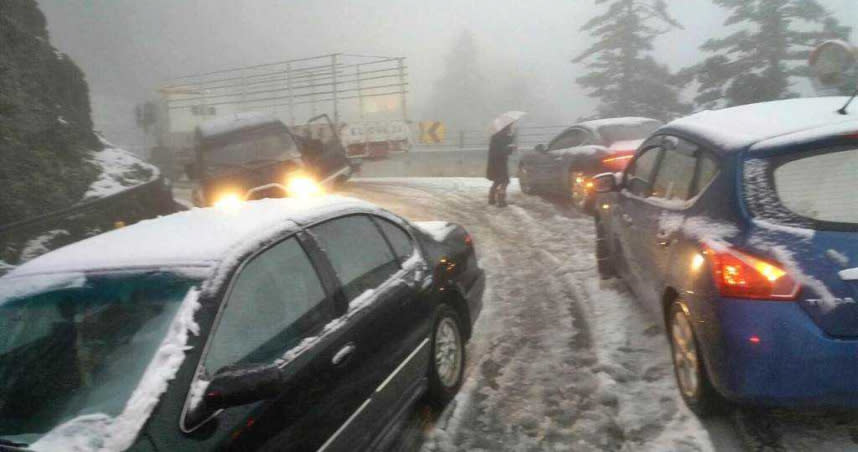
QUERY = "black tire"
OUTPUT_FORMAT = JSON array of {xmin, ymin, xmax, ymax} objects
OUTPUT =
[
  {"xmin": 668, "ymin": 302, "xmax": 726, "ymax": 417},
  {"xmin": 518, "ymin": 167, "xmax": 533, "ymax": 194},
  {"xmin": 426, "ymin": 304, "xmax": 466, "ymax": 407},
  {"xmin": 595, "ymin": 218, "xmax": 617, "ymax": 279}
]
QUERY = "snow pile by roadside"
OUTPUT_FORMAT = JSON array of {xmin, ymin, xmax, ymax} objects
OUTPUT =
[{"xmin": 83, "ymin": 139, "xmax": 159, "ymax": 200}]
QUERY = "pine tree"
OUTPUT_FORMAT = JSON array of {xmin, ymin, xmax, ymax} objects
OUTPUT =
[
  {"xmin": 424, "ymin": 31, "xmax": 492, "ymax": 131},
  {"xmin": 683, "ymin": 0, "xmax": 851, "ymax": 108},
  {"xmin": 573, "ymin": 0, "xmax": 690, "ymax": 121}
]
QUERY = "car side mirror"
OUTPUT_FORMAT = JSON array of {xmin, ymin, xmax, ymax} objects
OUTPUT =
[
  {"xmin": 204, "ymin": 364, "xmax": 283, "ymax": 411},
  {"xmin": 593, "ymin": 172, "xmax": 620, "ymax": 193},
  {"xmin": 535, "ymin": 144, "xmax": 547, "ymax": 153}
]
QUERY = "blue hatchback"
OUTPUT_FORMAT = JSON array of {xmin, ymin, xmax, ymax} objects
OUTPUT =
[{"xmin": 593, "ymin": 97, "xmax": 858, "ymax": 415}]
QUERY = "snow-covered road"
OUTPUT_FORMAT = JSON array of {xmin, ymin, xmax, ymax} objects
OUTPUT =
[{"xmin": 340, "ymin": 178, "xmax": 738, "ymax": 451}]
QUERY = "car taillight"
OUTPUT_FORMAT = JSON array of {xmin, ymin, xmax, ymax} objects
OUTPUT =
[
  {"xmin": 464, "ymin": 233, "xmax": 473, "ymax": 248},
  {"xmin": 702, "ymin": 244, "xmax": 800, "ymax": 300},
  {"xmin": 602, "ymin": 153, "xmax": 635, "ymax": 171}
]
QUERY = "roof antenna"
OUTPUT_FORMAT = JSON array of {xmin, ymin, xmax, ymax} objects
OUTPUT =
[{"xmin": 839, "ymin": 86, "xmax": 858, "ymax": 115}]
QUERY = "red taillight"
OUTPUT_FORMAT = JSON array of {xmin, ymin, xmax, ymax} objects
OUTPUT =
[
  {"xmin": 602, "ymin": 153, "xmax": 635, "ymax": 171},
  {"xmin": 464, "ymin": 233, "xmax": 473, "ymax": 248},
  {"xmin": 703, "ymin": 244, "xmax": 800, "ymax": 300}
]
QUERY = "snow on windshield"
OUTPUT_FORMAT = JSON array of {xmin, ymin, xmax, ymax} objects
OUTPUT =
[{"xmin": 29, "ymin": 287, "xmax": 202, "ymax": 452}]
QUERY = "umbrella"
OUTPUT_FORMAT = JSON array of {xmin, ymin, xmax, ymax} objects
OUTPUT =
[{"xmin": 490, "ymin": 111, "xmax": 527, "ymax": 135}]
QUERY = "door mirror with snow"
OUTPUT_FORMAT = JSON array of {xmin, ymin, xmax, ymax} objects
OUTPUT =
[
  {"xmin": 535, "ymin": 144, "xmax": 547, "ymax": 153},
  {"xmin": 593, "ymin": 172, "xmax": 619, "ymax": 193}
]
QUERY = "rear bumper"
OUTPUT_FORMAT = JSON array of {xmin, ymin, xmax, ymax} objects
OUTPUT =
[
  {"xmin": 706, "ymin": 298, "xmax": 858, "ymax": 407},
  {"xmin": 464, "ymin": 269, "xmax": 485, "ymax": 327}
]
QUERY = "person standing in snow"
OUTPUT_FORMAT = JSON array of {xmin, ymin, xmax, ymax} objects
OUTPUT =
[{"xmin": 486, "ymin": 124, "xmax": 516, "ymax": 207}]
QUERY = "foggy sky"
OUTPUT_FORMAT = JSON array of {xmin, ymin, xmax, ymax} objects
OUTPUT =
[{"xmin": 37, "ymin": 0, "xmax": 858, "ymax": 151}]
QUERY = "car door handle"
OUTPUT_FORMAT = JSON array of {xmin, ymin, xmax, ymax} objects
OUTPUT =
[{"xmin": 332, "ymin": 343, "xmax": 356, "ymax": 367}]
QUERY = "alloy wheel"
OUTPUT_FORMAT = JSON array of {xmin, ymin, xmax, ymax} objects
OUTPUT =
[
  {"xmin": 434, "ymin": 317, "xmax": 463, "ymax": 388},
  {"xmin": 671, "ymin": 310, "xmax": 700, "ymax": 399}
]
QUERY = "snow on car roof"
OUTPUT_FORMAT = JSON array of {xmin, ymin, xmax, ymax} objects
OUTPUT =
[
  {"xmin": 196, "ymin": 111, "xmax": 281, "ymax": 138},
  {"xmin": 665, "ymin": 97, "xmax": 858, "ymax": 150},
  {"xmin": 577, "ymin": 117, "xmax": 660, "ymax": 129},
  {"xmin": 4, "ymin": 196, "xmax": 379, "ymax": 277}
]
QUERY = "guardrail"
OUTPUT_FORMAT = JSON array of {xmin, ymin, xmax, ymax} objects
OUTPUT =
[{"xmin": 0, "ymin": 177, "xmax": 177, "ymax": 271}]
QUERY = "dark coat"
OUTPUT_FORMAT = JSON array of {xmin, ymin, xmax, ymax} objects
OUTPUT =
[{"xmin": 486, "ymin": 131, "xmax": 514, "ymax": 183}]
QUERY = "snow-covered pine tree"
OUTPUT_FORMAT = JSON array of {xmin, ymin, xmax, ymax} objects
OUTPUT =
[
  {"xmin": 683, "ymin": 0, "xmax": 851, "ymax": 108},
  {"xmin": 573, "ymin": 0, "xmax": 690, "ymax": 121}
]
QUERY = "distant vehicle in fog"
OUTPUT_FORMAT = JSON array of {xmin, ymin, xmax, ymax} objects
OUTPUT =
[
  {"xmin": 517, "ymin": 117, "xmax": 662, "ymax": 212},
  {"xmin": 186, "ymin": 112, "xmax": 353, "ymax": 207},
  {"xmin": 0, "ymin": 196, "xmax": 484, "ymax": 451},
  {"xmin": 593, "ymin": 97, "xmax": 858, "ymax": 415}
]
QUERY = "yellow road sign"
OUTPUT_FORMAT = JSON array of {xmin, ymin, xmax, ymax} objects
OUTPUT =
[{"xmin": 419, "ymin": 121, "xmax": 445, "ymax": 144}]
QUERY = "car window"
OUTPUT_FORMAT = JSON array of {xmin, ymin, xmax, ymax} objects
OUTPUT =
[
  {"xmin": 375, "ymin": 217, "xmax": 415, "ymax": 262},
  {"xmin": 204, "ymin": 237, "xmax": 328, "ymax": 373},
  {"xmin": 624, "ymin": 146, "xmax": 662, "ymax": 197},
  {"xmin": 549, "ymin": 129, "xmax": 590, "ymax": 150},
  {"xmin": 694, "ymin": 152, "xmax": 719, "ymax": 196},
  {"xmin": 311, "ymin": 215, "xmax": 400, "ymax": 303},
  {"xmin": 651, "ymin": 141, "xmax": 698, "ymax": 201},
  {"xmin": 773, "ymin": 148, "xmax": 858, "ymax": 225}
]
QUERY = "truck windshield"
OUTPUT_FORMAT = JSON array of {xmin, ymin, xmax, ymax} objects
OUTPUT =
[
  {"xmin": 0, "ymin": 270, "xmax": 200, "ymax": 446},
  {"xmin": 203, "ymin": 130, "xmax": 300, "ymax": 170}
]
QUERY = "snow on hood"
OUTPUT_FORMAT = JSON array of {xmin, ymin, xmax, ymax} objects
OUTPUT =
[
  {"xmin": 197, "ymin": 111, "xmax": 279, "ymax": 139},
  {"xmin": 551, "ymin": 145, "xmax": 603, "ymax": 157},
  {"xmin": 30, "ymin": 287, "xmax": 202, "ymax": 452},
  {"xmin": 84, "ymin": 141, "xmax": 159, "ymax": 200},
  {"xmin": 414, "ymin": 221, "xmax": 458, "ymax": 242},
  {"xmin": 667, "ymin": 97, "xmax": 854, "ymax": 149},
  {"xmin": 578, "ymin": 117, "xmax": 658, "ymax": 129}
]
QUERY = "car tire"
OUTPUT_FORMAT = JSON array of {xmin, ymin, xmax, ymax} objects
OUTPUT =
[
  {"xmin": 426, "ymin": 304, "xmax": 466, "ymax": 407},
  {"xmin": 595, "ymin": 218, "xmax": 617, "ymax": 279},
  {"xmin": 668, "ymin": 302, "xmax": 726, "ymax": 417},
  {"xmin": 519, "ymin": 167, "xmax": 533, "ymax": 194}
]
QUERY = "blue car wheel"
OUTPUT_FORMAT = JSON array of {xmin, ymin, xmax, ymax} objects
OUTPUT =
[{"xmin": 668, "ymin": 302, "xmax": 726, "ymax": 416}]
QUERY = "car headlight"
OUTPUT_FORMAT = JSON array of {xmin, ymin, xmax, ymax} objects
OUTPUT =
[
  {"xmin": 286, "ymin": 176, "xmax": 322, "ymax": 198},
  {"xmin": 213, "ymin": 193, "xmax": 242, "ymax": 211}
]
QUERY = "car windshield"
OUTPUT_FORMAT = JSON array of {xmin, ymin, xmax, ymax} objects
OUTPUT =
[
  {"xmin": 0, "ymin": 270, "xmax": 199, "ymax": 445},
  {"xmin": 203, "ymin": 130, "xmax": 300, "ymax": 171},
  {"xmin": 598, "ymin": 121, "xmax": 662, "ymax": 145}
]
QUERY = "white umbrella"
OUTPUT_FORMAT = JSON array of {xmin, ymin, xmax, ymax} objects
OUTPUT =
[{"xmin": 490, "ymin": 111, "xmax": 527, "ymax": 134}]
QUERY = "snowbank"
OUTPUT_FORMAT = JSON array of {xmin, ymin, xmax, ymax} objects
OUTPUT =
[{"xmin": 84, "ymin": 140, "xmax": 160, "ymax": 200}]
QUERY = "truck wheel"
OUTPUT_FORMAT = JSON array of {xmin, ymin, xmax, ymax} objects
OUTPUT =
[{"xmin": 427, "ymin": 304, "xmax": 465, "ymax": 407}]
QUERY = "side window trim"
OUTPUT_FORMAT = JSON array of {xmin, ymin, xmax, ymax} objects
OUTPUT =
[{"xmin": 369, "ymin": 215, "xmax": 418, "ymax": 266}]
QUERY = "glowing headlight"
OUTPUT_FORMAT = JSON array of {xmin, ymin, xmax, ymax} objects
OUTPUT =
[
  {"xmin": 286, "ymin": 176, "xmax": 322, "ymax": 198},
  {"xmin": 213, "ymin": 193, "xmax": 242, "ymax": 211}
]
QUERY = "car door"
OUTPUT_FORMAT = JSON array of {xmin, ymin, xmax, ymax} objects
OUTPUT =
[
  {"xmin": 301, "ymin": 114, "xmax": 350, "ymax": 184},
  {"xmin": 624, "ymin": 136, "xmax": 701, "ymax": 312},
  {"xmin": 614, "ymin": 142, "xmax": 664, "ymax": 298},
  {"xmin": 307, "ymin": 214, "xmax": 431, "ymax": 450},
  {"xmin": 174, "ymin": 234, "xmax": 358, "ymax": 451}
]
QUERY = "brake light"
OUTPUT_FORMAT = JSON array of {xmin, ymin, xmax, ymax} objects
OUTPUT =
[
  {"xmin": 602, "ymin": 153, "xmax": 634, "ymax": 171},
  {"xmin": 702, "ymin": 244, "xmax": 800, "ymax": 300},
  {"xmin": 464, "ymin": 233, "xmax": 473, "ymax": 248}
]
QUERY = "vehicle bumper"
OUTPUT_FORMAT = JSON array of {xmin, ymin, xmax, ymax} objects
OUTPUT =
[
  {"xmin": 464, "ymin": 269, "xmax": 485, "ymax": 326},
  {"xmin": 709, "ymin": 298, "xmax": 858, "ymax": 407}
]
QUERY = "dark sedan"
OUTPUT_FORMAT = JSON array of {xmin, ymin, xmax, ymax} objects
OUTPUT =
[
  {"xmin": 517, "ymin": 117, "xmax": 662, "ymax": 211},
  {"xmin": 0, "ymin": 196, "xmax": 484, "ymax": 451}
]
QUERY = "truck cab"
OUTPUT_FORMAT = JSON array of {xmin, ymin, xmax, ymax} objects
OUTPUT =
[{"xmin": 188, "ymin": 112, "xmax": 352, "ymax": 207}]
